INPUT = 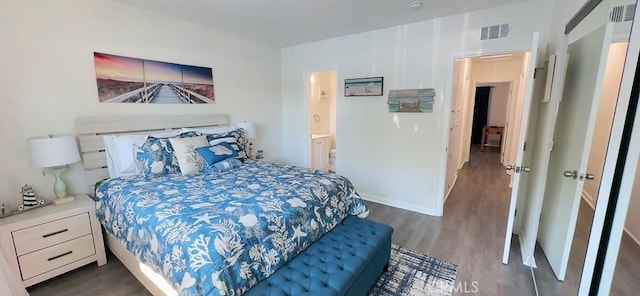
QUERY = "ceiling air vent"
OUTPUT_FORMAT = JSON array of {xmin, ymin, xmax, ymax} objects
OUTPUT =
[
  {"xmin": 624, "ymin": 4, "xmax": 636, "ymax": 21},
  {"xmin": 481, "ymin": 23, "xmax": 510, "ymax": 41},
  {"xmin": 609, "ymin": 4, "xmax": 636, "ymax": 23}
]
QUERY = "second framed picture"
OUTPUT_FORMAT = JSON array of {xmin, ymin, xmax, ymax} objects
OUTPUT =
[{"xmin": 345, "ymin": 76, "xmax": 383, "ymax": 97}]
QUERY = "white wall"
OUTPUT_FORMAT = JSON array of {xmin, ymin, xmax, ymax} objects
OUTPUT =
[
  {"xmin": 472, "ymin": 56, "xmax": 525, "ymax": 153},
  {"xmin": 583, "ymin": 42, "xmax": 628, "ymax": 205},
  {"xmin": 472, "ymin": 56, "xmax": 526, "ymax": 85},
  {"xmin": 0, "ymin": 0, "xmax": 282, "ymax": 208},
  {"xmin": 474, "ymin": 82, "xmax": 511, "ymax": 147},
  {"xmin": 487, "ymin": 83, "xmax": 510, "ymax": 127},
  {"xmin": 281, "ymin": 1, "xmax": 551, "ymax": 215}
]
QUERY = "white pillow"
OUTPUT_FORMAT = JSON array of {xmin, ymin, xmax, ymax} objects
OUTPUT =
[
  {"xmin": 169, "ymin": 135, "xmax": 209, "ymax": 175},
  {"xmin": 180, "ymin": 126, "xmax": 236, "ymax": 135},
  {"xmin": 103, "ymin": 134, "xmax": 148, "ymax": 178}
]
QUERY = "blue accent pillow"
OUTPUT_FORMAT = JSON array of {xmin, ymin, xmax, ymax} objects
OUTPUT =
[
  {"xmin": 204, "ymin": 158, "xmax": 243, "ymax": 173},
  {"xmin": 196, "ymin": 143, "xmax": 239, "ymax": 166}
]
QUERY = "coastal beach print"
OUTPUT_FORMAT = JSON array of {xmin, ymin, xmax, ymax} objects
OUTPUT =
[
  {"xmin": 345, "ymin": 77, "xmax": 383, "ymax": 96},
  {"xmin": 94, "ymin": 52, "xmax": 214, "ymax": 104},
  {"xmin": 388, "ymin": 89, "xmax": 435, "ymax": 113}
]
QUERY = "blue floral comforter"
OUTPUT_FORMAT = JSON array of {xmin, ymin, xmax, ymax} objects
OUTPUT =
[{"xmin": 95, "ymin": 160, "xmax": 368, "ymax": 296}]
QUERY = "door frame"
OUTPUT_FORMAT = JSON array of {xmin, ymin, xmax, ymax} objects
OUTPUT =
[
  {"xmin": 470, "ymin": 86, "xmax": 491, "ymax": 147},
  {"xmin": 474, "ymin": 81, "xmax": 515, "ymax": 165},
  {"xmin": 304, "ymin": 67, "xmax": 339, "ymax": 169},
  {"xmin": 438, "ymin": 43, "xmax": 535, "ymax": 216}
]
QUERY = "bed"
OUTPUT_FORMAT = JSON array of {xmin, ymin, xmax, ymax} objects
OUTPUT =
[{"xmin": 75, "ymin": 114, "xmax": 379, "ymax": 295}]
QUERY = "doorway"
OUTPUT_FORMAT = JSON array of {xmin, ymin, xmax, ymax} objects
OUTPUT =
[
  {"xmin": 307, "ymin": 70, "xmax": 337, "ymax": 172},
  {"xmin": 444, "ymin": 52, "xmax": 528, "ymax": 200},
  {"xmin": 470, "ymin": 86, "xmax": 490, "ymax": 146},
  {"xmin": 442, "ymin": 33, "xmax": 541, "ymax": 268}
]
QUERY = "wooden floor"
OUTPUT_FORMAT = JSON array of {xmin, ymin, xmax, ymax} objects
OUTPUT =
[
  {"xmin": 532, "ymin": 198, "xmax": 640, "ymax": 295},
  {"xmin": 26, "ymin": 146, "xmax": 638, "ymax": 295},
  {"xmin": 367, "ymin": 146, "xmax": 536, "ymax": 296}
]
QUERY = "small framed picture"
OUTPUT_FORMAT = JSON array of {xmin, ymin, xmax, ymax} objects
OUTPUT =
[{"xmin": 345, "ymin": 77, "xmax": 384, "ymax": 97}]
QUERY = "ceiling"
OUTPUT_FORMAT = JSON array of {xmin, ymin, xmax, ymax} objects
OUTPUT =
[{"xmin": 114, "ymin": 0, "xmax": 526, "ymax": 46}]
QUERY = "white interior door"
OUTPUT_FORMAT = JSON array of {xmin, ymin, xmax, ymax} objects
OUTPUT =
[
  {"xmin": 501, "ymin": 33, "xmax": 540, "ymax": 264},
  {"xmin": 537, "ymin": 23, "xmax": 613, "ymax": 280},
  {"xmin": 500, "ymin": 83, "xmax": 514, "ymax": 165},
  {"xmin": 445, "ymin": 114, "xmax": 461, "ymax": 197},
  {"xmin": 445, "ymin": 60, "xmax": 464, "ymax": 197}
]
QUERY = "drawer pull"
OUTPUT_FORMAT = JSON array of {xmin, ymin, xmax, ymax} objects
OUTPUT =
[
  {"xmin": 42, "ymin": 228, "xmax": 69, "ymax": 238},
  {"xmin": 48, "ymin": 251, "xmax": 73, "ymax": 261}
]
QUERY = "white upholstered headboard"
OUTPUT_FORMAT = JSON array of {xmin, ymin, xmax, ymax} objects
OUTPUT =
[{"xmin": 76, "ymin": 114, "xmax": 228, "ymax": 193}]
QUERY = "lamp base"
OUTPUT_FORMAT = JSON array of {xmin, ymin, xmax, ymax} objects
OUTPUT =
[{"xmin": 53, "ymin": 195, "xmax": 75, "ymax": 205}]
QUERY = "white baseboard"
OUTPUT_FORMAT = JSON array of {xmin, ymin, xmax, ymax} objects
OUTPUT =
[
  {"xmin": 444, "ymin": 174, "xmax": 458, "ymax": 204},
  {"xmin": 581, "ymin": 191, "xmax": 640, "ymax": 247},
  {"xmin": 359, "ymin": 193, "xmax": 440, "ymax": 217}
]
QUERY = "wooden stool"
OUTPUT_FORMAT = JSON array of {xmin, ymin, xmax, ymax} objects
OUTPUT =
[{"xmin": 480, "ymin": 126, "xmax": 504, "ymax": 152}]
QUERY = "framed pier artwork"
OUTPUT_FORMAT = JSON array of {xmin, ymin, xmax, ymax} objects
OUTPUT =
[
  {"xmin": 387, "ymin": 89, "xmax": 435, "ymax": 113},
  {"xmin": 93, "ymin": 52, "xmax": 214, "ymax": 104}
]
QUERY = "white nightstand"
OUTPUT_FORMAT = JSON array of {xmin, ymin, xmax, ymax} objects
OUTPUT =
[{"xmin": 0, "ymin": 194, "xmax": 107, "ymax": 287}]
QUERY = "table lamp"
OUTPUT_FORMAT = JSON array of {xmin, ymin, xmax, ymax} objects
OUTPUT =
[
  {"xmin": 27, "ymin": 134, "xmax": 80, "ymax": 205},
  {"xmin": 236, "ymin": 122, "xmax": 256, "ymax": 158}
]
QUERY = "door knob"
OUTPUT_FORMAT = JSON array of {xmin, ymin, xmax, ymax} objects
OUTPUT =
[
  {"xmin": 506, "ymin": 165, "xmax": 514, "ymax": 171},
  {"xmin": 563, "ymin": 170, "xmax": 578, "ymax": 179},
  {"xmin": 585, "ymin": 173, "xmax": 595, "ymax": 180},
  {"xmin": 521, "ymin": 166, "xmax": 531, "ymax": 173}
]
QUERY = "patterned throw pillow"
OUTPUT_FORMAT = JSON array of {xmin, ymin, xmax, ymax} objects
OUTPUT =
[
  {"xmin": 203, "ymin": 158, "xmax": 243, "ymax": 173},
  {"xmin": 205, "ymin": 128, "xmax": 249, "ymax": 159},
  {"xmin": 195, "ymin": 142, "xmax": 240, "ymax": 166},
  {"xmin": 169, "ymin": 135, "xmax": 209, "ymax": 176},
  {"xmin": 208, "ymin": 137, "xmax": 242, "ymax": 155},
  {"xmin": 135, "ymin": 137, "xmax": 181, "ymax": 176}
]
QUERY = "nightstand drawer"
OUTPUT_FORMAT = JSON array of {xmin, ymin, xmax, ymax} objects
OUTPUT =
[
  {"xmin": 12, "ymin": 213, "xmax": 92, "ymax": 256},
  {"xmin": 18, "ymin": 234, "xmax": 96, "ymax": 280}
]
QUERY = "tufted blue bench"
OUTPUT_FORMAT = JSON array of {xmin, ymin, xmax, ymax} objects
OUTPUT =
[{"xmin": 245, "ymin": 216, "xmax": 393, "ymax": 296}]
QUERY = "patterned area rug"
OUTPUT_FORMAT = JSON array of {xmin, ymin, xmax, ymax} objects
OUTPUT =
[{"xmin": 370, "ymin": 244, "xmax": 458, "ymax": 296}]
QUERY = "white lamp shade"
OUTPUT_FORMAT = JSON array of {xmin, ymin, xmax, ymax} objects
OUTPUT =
[
  {"xmin": 27, "ymin": 135, "xmax": 81, "ymax": 168},
  {"xmin": 237, "ymin": 122, "xmax": 256, "ymax": 139}
]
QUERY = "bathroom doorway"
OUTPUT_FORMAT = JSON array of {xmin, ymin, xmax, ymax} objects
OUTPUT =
[{"xmin": 307, "ymin": 70, "xmax": 337, "ymax": 173}]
